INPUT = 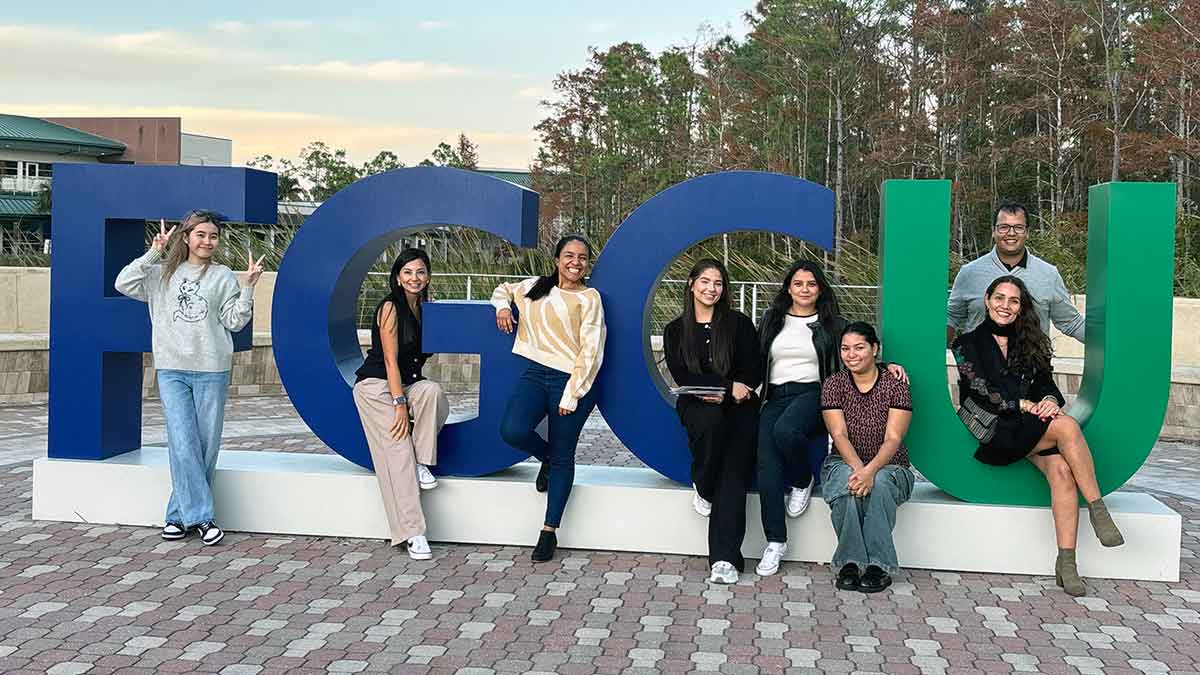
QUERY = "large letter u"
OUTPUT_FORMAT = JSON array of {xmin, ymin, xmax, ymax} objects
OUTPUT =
[{"xmin": 877, "ymin": 180, "xmax": 1175, "ymax": 506}]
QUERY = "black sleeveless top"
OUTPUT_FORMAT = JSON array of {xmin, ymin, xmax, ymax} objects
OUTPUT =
[{"xmin": 354, "ymin": 297, "xmax": 428, "ymax": 385}]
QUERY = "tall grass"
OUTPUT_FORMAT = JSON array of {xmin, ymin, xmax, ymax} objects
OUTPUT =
[{"xmin": 22, "ymin": 210, "xmax": 1198, "ymax": 332}]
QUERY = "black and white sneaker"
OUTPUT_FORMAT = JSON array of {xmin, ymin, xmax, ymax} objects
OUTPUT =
[
  {"xmin": 195, "ymin": 521, "xmax": 224, "ymax": 546},
  {"xmin": 161, "ymin": 522, "xmax": 188, "ymax": 540}
]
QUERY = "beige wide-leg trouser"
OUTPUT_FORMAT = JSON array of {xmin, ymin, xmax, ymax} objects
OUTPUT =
[{"xmin": 353, "ymin": 378, "xmax": 450, "ymax": 544}]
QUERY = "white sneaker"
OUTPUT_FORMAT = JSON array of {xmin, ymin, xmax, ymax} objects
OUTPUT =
[
  {"xmin": 416, "ymin": 464, "xmax": 438, "ymax": 490},
  {"xmin": 786, "ymin": 478, "xmax": 814, "ymax": 517},
  {"xmin": 755, "ymin": 542, "xmax": 788, "ymax": 576},
  {"xmin": 693, "ymin": 490, "xmax": 712, "ymax": 517},
  {"xmin": 406, "ymin": 535, "xmax": 432, "ymax": 560},
  {"xmin": 709, "ymin": 561, "xmax": 738, "ymax": 584}
]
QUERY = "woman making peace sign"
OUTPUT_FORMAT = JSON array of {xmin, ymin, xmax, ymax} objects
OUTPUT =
[{"xmin": 116, "ymin": 211, "xmax": 265, "ymax": 546}]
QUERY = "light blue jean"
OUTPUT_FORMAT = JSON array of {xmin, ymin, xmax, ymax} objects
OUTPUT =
[
  {"xmin": 158, "ymin": 369, "xmax": 230, "ymax": 527},
  {"xmin": 820, "ymin": 454, "xmax": 915, "ymax": 575}
]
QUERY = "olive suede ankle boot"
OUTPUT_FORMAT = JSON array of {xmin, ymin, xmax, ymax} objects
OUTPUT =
[
  {"xmin": 1087, "ymin": 498, "xmax": 1125, "ymax": 547},
  {"xmin": 1055, "ymin": 548, "xmax": 1086, "ymax": 597}
]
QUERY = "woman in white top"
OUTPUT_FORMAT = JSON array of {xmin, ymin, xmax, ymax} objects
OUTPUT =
[
  {"xmin": 491, "ymin": 235, "xmax": 606, "ymax": 563},
  {"xmin": 753, "ymin": 260, "xmax": 904, "ymax": 576}
]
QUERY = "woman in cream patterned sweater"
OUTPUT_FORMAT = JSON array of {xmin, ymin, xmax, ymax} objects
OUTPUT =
[{"xmin": 492, "ymin": 235, "xmax": 606, "ymax": 563}]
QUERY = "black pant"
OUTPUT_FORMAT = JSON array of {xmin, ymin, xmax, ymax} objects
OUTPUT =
[
  {"xmin": 757, "ymin": 382, "xmax": 824, "ymax": 543},
  {"xmin": 676, "ymin": 395, "xmax": 759, "ymax": 572}
]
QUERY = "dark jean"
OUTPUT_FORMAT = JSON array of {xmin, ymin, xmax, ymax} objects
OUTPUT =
[
  {"xmin": 820, "ymin": 455, "xmax": 915, "ymax": 575},
  {"xmin": 757, "ymin": 382, "xmax": 825, "ymax": 543},
  {"xmin": 499, "ymin": 360, "xmax": 598, "ymax": 528}
]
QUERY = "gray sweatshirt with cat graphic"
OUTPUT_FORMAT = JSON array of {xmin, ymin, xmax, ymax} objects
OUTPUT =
[{"xmin": 115, "ymin": 249, "xmax": 254, "ymax": 372}]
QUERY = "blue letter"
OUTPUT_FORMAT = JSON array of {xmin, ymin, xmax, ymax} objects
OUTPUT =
[
  {"xmin": 48, "ymin": 165, "xmax": 274, "ymax": 460},
  {"xmin": 588, "ymin": 171, "xmax": 835, "ymax": 483},
  {"xmin": 271, "ymin": 167, "xmax": 538, "ymax": 475}
]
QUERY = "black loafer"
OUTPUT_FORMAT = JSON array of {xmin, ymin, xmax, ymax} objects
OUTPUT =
[
  {"xmin": 859, "ymin": 565, "xmax": 892, "ymax": 593},
  {"xmin": 531, "ymin": 530, "xmax": 557, "ymax": 562},
  {"xmin": 835, "ymin": 563, "xmax": 860, "ymax": 591},
  {"xmin": 535, "ymin": 461, "xmax": 550, "ymax": 493}
]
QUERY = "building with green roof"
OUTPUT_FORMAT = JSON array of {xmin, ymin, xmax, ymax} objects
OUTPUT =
[{"xmin": 0, "ymin": 114, "xmax": 128, "ymax": 258}]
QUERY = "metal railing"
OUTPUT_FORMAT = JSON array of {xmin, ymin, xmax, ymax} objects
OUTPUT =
[
  {"xmin": 357, "ymin": 272, "xmax": 879, "ymax": 333},
  {"xmin": 0, "ymin": 176, "xmax": 50, "ymax": 195}
]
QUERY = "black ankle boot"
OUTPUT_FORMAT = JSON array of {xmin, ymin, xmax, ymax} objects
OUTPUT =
[
  {"xmin": 531, "ymin": 530, "xmax": 557, "ymax": 562},
  {"xmin": 535, "ymin": 461, "xmax": 550, "ymax": 493}
]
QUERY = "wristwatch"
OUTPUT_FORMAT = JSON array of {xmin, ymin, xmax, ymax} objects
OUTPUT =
[{"xmin": 392, "ymin": 395, "xmax": 408, "ymax": 407}]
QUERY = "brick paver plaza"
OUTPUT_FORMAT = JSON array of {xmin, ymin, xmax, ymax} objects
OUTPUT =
[{"xmin": 0, "ymin": 396, "xmax": 1197, "ymax": 674}]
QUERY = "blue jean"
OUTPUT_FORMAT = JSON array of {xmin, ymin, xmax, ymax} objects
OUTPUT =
[
  {"xmin": 499, "ymin": 361, "xmax": 598, "ymax": 528},
  {"xmin": 820, "ymin": 454, "xmax": 915, "ymax": 575},
  {"xmin": 158, "ymin": 369, "xmax": 230, "ymax": 527},
  {"xmin": 757, "ymin": 382, "xmax": 824, "ymax": 543}
]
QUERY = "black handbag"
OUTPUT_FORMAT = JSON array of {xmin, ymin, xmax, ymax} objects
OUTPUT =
[{"xmin": 957, "ymin": 396, "xmax": 998, "ymax": 443}]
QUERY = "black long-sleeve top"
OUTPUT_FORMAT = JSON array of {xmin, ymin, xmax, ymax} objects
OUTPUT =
[
  {"xmin": 663, "ymin": 310, "xmax": 763, "ymax": 395},
  {"xmin": 951, "ymin": 325, "xmax": 1064, "ymax": 416}
]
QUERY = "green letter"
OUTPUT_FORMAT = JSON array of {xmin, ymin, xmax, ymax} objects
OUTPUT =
[{"xmin": 878, "ymin": 180, "xmax": 1175, "ymax": 505}]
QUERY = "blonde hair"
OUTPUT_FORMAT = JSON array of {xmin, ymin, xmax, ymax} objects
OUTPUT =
[{"xmin": 161, "ymin": 210, "xmax": 223, "ymax": 287}]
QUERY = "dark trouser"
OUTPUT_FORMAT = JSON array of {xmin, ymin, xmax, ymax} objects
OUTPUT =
[
  {"xmin": 757, "ymin": 382, "xmax": 824, "ymax": 543},
  {"xmin": 676, "ymin": 395, "xmax": 759, "ymax": 572},
  {"xmin": 499, "ymin": 361, "xmax": 598, "ymax": 529}
]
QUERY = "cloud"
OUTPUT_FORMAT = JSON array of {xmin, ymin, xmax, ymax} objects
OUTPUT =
[
  {"xmin": 0, "ymin": 23, "xmax": 257, "ymax": 62},
  {"xmin": 0, "ymin": 23, "xmax": 485, "ymax": 84},
  {"xmin": 417, "ymin": 20, "xmax": 454, "ymax": 31},
  {"xmin": 100, "ymin": 30, "xmax": 177, "ymax": 50},
  {"xmin": 2, "ymin": 103, "xmax": 536, "ymax": 169},
  {"xmin": 273, "ymin": 60, "xmax": 473, "ymax": 82},
  {"xmin": 210, "ymin": 20, "xmax": 249, "ymax": 35},
  {"xmin": 266, "ymin": 19, "xmax": 315, "ymax": 31},
  {"xmin": 0, "ymin": 23, "xmax": 539, "ymax": 168},
  {"xmin": 515, "ymin": 86, "xmax": 548, "ymax": 100}
]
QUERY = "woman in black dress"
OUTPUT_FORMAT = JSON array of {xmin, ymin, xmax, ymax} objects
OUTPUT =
[{"xmin": 952, "ymin": 275, "xmax": 1123, "ymax": 597}]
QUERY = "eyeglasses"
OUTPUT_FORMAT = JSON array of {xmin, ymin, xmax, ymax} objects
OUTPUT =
[{"xmin": 995, "ymin": 224, "xmax": 1027, "ymax": 235}]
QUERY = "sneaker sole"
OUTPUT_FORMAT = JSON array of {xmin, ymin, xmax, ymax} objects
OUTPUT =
[
  {"xmin": 755, "ymin": 563, "xmax": 780, "ymax": 576},
  {"xmin": 418, "ymin": 481, "xmax": 438, "ymax": 490},
  {"xmin": 408, "ymin": 551, "xmax": 433, "ymax": 560},
  {"xmin": 161, "ymin": 531, "xmax": 187, "ymax": 540},
  {"xmin": 201, "ymin": 532, "xmax": 224, "ymax": 546}
]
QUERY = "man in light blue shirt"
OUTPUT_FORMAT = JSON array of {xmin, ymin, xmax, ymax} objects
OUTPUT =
[{"xmin": 946, "ymin": 200, "xmax": 1085, "ymax": 344}]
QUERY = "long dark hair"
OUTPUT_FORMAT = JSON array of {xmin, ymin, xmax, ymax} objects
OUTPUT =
[
  {"xmin": 759, "ymin": 259, "xmax": 841, "ymax": 352},
  {"xmin": 986, "ymin": 275, "xmax": 1052, "ymax": 376},
  {"xmin": 526, "ymin": 234, "xmax": 594, "ymax": 301},
  {"xmin": 384, "ymin": 248, "xmax": 431, "ymax": 347},
  {"xmin": 676, "ymin": 258, "xmax": 735, "ymax": 376}
]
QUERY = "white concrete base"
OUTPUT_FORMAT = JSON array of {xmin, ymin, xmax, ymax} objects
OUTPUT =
[{"xmin": 33, "ymin": 449, "xmax": 1181, "ymax": 582}]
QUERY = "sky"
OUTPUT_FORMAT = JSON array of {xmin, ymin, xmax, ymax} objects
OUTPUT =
[{"xmin": 2, "ymin": 1, "xmax": 751, "ymax": 170}]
